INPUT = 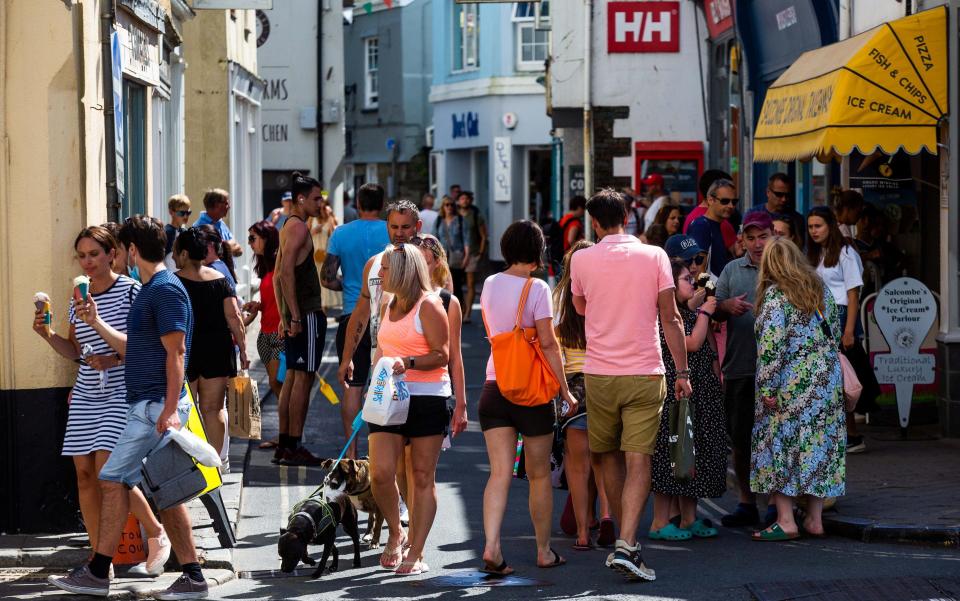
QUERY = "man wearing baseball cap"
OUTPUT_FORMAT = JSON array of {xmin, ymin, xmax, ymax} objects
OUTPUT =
[
  {"xmin": 713, "ymin": 210, "xmax": 775, "ymax": 529},
  {"xmin": 641, "ymin": 174, "xmax": 671, "ymax": 232},
  {"xmin": 270, "ymin": 191, "xmax": 293, "ymax": 230}
]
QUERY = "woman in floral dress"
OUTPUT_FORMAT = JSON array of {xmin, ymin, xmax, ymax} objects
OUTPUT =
[{"xmin": 751, "ymin": 238, "xmax": 845, "ymax": 541}]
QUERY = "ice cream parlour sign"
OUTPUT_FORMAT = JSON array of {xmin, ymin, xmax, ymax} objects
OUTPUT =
[{"xmin": 872, "ymin": 277, "xmax": 936, "ymax": 428}]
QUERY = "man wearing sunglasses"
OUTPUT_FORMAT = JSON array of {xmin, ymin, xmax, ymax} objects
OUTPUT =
[
  {"xmin": 686, "ymin": 179, "xmax": 739, "ymax": 278},
  {"xmin": 164, "ymin": 194, "xmax": 192, "ymax": 270},
  {"xmin": 744, "ymin": 173, "xmax": 804, "ymax": 242}
]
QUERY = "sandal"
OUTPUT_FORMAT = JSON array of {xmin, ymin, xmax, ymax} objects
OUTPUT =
[
  {"xmin": 684, "ymin": 519, "xmax": 719, "ymax": 539},
  {"xmin": 572, "ymin": 539, "xmax": 594, "ymax": 551},
  {"xmin": 648, "ymin": 523, "xmax": 692, "ymax": 541},
  {"xmin": 537, "ymin": 548, "xmax": 566, "ymax": 569},
  {"xmin": 396, "ymin": 560, "xmax": 429, "ymax": 576},
  {"xmin": 480, "ymin": 558, "xmax": 514, "ymax": 576},
  {"xmin": 379, "ymin": 534, "xmax": 407, "ymax": 570},
  {"xmin": 752, "ymin": 523, "xmax": 800, "ymax": 542},
  {"xmin": 258, "ymin": 439, "xmax": 278, "ymax": 449}
]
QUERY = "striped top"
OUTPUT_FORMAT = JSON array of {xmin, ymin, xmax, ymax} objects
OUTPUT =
[
  {"xmin": 68, "ymin": 275, "xmax": 140, "ymax": 400},
  {"xmin": 562, "ymin": 345, "xmax": 586, "ymax": 375}
]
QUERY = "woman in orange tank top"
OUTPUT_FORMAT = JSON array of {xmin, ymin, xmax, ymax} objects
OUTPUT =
[{"xmin": 368, "ymin": 243, "xmax": 450, "ymax": 576}]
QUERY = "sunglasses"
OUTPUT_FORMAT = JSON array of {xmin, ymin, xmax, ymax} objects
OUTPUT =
[
  {"xmin": 711, "ymin": 195, "xmax": 739, "ymax": 206},
  {"xmin": 409, "ymin": 236, "xmax": 443, "ymax": 256},
  {"xmin": 686, "ymin": 254, "xmax": 706, "ymax": 266},
  {"xmin": 175, "ymin": 210, "xmax": 192, "ymax": 217},
  {"xmin": 768, "ymin": 189, "xmax": 788, "ymax": 199}
]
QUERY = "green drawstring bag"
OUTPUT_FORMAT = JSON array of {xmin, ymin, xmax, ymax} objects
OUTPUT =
[{"xmin": 669, "ymin": 397, "xmax": 697, "ymax": 482}]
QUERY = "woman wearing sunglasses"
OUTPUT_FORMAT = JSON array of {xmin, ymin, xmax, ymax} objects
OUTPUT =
[
  {"xmin": 436, "ymin": 196, "xmax": 467, "ymax": 304},
  {"xmin": 243, "ymin": 221, "xmax": 283, "ymax": 404}
]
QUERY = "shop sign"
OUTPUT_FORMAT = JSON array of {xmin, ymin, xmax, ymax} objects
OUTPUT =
[
  {"xmin": 872, "ymin": 277, "xmax": 936, "ymax": 428},
  {"xmin": 568, "ymin": 166, "xmax": 585, "ymax": 199},
  {"xmin": 704, "ymin": 0, "xmax": 733, "ymax": 39},
  {"xmin": 608, "ymin": 1, "xmax": 680, "ymax": 53},
  {"xmin": 117, "ymin": 11, "xmax": 161, "ymax": 86},
  {"xmin": 452, "ymin": 112, "xmax": 480, "ymax": 139},
  {"xmin": 493, "ymin": 137, "xmax": 512, "ymax": 203},
  {"xmin": 193, "ymin": 0, "xmax": 273, "ymax": 8},
  {"xmin": 111, "ymin": 31, "xmax": 125, "ymax": 198}
]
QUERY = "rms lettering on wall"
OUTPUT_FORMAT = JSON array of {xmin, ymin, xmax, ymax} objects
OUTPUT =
[{"xmin": 608, "ymin": 1, "xmax": 680, "ymax": 53}]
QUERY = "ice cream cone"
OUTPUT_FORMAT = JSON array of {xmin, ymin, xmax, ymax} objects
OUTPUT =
[
  {"xmin": 33, "ymin": 292, "xmax": 51, "ymax": 326},
  {"xmin": 73, "ymin": 275, "xmax": 90, "ymax": 301}
]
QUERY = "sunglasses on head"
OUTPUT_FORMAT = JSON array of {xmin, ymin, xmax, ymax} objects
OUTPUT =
[
  {"xmin": 409, "ymin": 236, "xmax": 443, "ymax": 256},
  {"xmin": 711, "ymin": 195, "xmax": 739, "ymax": 206},
  {"xmin": 768, "ymin": 189, "xmax": 788, "ymax": 199},
  {"xmin": 175, "ymin": 210, "xmax": 192, "ymax": 217}
]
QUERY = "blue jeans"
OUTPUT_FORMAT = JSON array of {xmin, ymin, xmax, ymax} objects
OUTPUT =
[
  {"xmin": 836, "ymin": 304, "xmax": 864, "ymax": 339},
  {"xmin": 99, "ymin": 397, "xmax": 192, "ymax": 487}
]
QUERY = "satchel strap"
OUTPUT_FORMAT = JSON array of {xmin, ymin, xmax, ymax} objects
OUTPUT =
[
  {"xmin": 815, "ymin": 308, "xmax": 835, "ymax": 344},
  {"xmin": 480, "ymin": 276, "xmax": 536, "ymax": 339}
]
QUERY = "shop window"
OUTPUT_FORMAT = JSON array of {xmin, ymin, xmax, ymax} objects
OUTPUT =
[
  {"xmin": 453, "ymin": 4, "xmax": 479, "ymax": 72},
  {"xmin": 122, "ymin": 80, "xmax": 147, "ymax": 219},
  {"xmin": 364, "ymin": 37, "xmax": 379, "ymax": 109},
  {"xmin": 516, "ymin": 23, "xmax": 549, "ymax": 71}
]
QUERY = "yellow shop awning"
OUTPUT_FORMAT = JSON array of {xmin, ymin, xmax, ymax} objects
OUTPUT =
[{"xmin": 754, "ymin": 6, "xmax": 947, "ymax": 162}]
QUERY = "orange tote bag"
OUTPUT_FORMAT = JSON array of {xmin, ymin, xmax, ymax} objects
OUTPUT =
[{"xmin": 482, "ymin": 278, "xmax": 560, "ymax": 407}]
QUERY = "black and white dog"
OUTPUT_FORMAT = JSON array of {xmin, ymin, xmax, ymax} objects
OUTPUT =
[{"xmin": 278, "ymin": 492, "xmax": 361, "ymax": 578}]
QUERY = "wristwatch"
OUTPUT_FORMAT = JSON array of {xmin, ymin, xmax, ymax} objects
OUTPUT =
[{"xmin": 407, "ymin": 356, "xmax": 416, "ymax": 369}]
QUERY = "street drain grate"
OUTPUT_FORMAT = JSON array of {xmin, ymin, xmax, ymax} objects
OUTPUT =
[
  {"xmin": 747, "ymin": 576, "xmax": 959, "ymax": 601},
  {"xmin": 412, "ymin": 570, "xmax": 552, "ymax": 588},
  {"xmin": 238, "ymin": 567, "xmax": 318, "ymax": 579}
]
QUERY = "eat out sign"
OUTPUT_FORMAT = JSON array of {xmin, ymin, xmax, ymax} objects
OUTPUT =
[{"xmin": 607, "ymin": 1, "xmax": 680, "ymax": 53}]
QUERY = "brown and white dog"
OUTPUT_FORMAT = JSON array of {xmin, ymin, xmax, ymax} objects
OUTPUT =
[{"xmin": 321, "ymin": 458, "xmax": 385, "ymax": 549}]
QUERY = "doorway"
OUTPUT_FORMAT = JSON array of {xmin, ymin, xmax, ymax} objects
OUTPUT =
[{"xmin": 527, "ymin": 148, "xmax": 552, "ymax": 222}]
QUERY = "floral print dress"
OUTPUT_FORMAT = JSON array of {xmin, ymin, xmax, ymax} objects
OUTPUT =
[{"xmin": 751, "ymin": 286, "xmax": 846, "ymax": 498}]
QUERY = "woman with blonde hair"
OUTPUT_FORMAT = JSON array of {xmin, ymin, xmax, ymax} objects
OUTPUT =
[
  {"xmin": 368, "ymin": 243, "xmax": 451, "ymax": 576},
  {"xmin": 751, "ymin": 237, "xmax": 845, "ymax": 541}
]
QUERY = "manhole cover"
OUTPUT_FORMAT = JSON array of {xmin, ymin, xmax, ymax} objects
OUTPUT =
[
  {"xmin": 238, "ymin": 567, "xmax": 317, "ymax": 580},
  {"xmin": 413, "ymin": 570, "xmax": 552, "ymax": 588}
]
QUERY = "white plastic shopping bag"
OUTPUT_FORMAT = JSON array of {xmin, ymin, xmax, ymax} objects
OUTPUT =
[
  {"xmin": 362, "ymin": 357, "xmax": 411, "ymax": 426},
  {"xmin": 165, "ymin": 427, "xmax": 223, "ymax": 468}
]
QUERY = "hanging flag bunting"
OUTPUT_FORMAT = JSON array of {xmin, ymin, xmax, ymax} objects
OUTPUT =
[
  {"xmin": 384, "ymin": 0, "xmax": 393, "ymax": 8},
  {"xmin": 343, "ymin": 7, "xmax": 354, "ymax": 24},
  {"xmin": 363, "ymin": 2, "xmax": 373, "ymax": 14}
]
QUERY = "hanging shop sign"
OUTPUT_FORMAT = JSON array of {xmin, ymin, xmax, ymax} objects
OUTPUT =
[
  {"xmin": 704, "ymin": 0, "xmax": 733, "ymax": 40},
  {"xmin": 872, "ymin": 277, "xmax": 936, "ymax": 428},
  {"xmin": 608, "ymin": 1, "xmax": 680, "ymax": 54},
  {"xmin": 493, "ymin": 137, "xmax": 512, "ymax": 203},
  {"xmin": 117, "ymin": 9, "xmax": 162, "ymax": 87},
  {"xmin": 111, "ymin": 30, "xmax": 126, "ymax": 199},
  {"xmin": 568, "ymin": 166, "xmax": 585, "ymax": 200}
]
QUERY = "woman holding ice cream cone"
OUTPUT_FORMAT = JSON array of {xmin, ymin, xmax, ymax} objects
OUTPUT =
[{"xmin": 32, "ymin": 226, "xmax": 171, "ymax": 576}]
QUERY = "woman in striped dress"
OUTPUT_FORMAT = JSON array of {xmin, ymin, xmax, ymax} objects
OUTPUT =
[{"xmin": 33, "ymin": 226, "xmax": 170, "ymax": 575}]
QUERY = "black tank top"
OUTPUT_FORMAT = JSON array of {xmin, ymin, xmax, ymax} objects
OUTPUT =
[{"xmin": 283, "ymin": 216, "xmax": 324, "ymax": 318}]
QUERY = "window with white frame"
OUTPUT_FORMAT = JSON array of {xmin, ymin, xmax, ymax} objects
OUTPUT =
[
  {"xmin": 364, "ymin": 37, "xmax": 379, "ymax": 109},
  {"xmin": 453, "ymin": 4, "xmax": 479, "ymax": 72},
  {"xmin": 513, "ymin": 1, "xmax": 550, "ymax": 71}
]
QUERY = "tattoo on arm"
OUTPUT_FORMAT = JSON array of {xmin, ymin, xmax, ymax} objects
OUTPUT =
[{"xmin": 321, "ymin": 255, "xmax": 343, "ymax": 291}]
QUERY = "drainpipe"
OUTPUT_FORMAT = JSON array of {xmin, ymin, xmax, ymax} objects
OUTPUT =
[
  {"xmin": 102, "ymin": 0, "xmax": 120, "ymax": 222},
  {"xmin": 317, "ymin": 0, "xmax": 324, "ymax": 186},
  {"xmin": 838, "ymin": 0, "xmax": 851, "ymax": 190},
  {"xmin": 583, "ymin": 0, "xmax": 593, "ymax": 240}
]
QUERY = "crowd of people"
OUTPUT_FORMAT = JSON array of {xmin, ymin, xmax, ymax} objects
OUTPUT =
[{"xmin": 39, "ymin": 164, "xmax": 882, "ymax": 596}]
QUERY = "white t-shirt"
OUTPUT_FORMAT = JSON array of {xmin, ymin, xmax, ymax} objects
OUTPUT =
[
  {"xmin": 368, "ymin": 252, "xmax": 385, "ymax": 358},
  {"xmin": 420, "ymin": 209, "xmax": 439, "ymax": 236},
  {"xmin": 643, "ymin": 195, "xmax": 671, "ymax": 231},
  {"xmin": 624, "ymin": 206, "xmax": 644, "ymax": 237},
  {"xmin": 817, "ymin": 245, "xmax": 864, "ymax": 306}
]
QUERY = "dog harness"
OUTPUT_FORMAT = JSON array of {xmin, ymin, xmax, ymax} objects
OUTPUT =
[{"xmin": 290, "ymin": 500, "xmax": 337, "ymax": 541}]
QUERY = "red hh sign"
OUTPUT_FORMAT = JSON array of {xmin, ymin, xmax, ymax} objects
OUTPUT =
[
  {"xmin": 704, "ymin": 0, "xmax": 734, "ymax": 39},
  {"xmin": 607, "ymin": 1, "xmax": 680, "ymax": 53}
]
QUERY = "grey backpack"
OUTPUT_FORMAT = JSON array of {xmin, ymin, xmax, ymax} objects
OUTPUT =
[{"xmin": 140, "ymin": 437, "xmax": 207, "ymax": 511}]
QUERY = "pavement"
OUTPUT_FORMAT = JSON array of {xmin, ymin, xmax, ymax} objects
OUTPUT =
[{"xmin": 2, "ymin": 304, "xmax": 960, "ymax": 600}]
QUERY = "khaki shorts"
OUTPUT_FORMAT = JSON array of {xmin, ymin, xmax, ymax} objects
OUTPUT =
[{"xmin": 584, "ymin": 374, "xmax": 666, "ymax": 455}]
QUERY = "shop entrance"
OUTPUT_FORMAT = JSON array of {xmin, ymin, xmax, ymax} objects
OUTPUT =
[{"xmin": 527, "ymin": 148, "xmax": 552, "ymax": 222}]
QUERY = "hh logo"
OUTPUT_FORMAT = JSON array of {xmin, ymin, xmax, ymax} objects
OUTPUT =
[{"xmin": 608, "ymin": 1, "xmax": 680, "ymax": 53}]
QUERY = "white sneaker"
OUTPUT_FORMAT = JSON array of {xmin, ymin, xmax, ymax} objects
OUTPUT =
[
  {"xmin": 144, "ymin": 528, "xmax": 171, "ymax": 576},
  {"xmin": 399, "ymin": 498, "xmax": 410, "ymax": 527}
]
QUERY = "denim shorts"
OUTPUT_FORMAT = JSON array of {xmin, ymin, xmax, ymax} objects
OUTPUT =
[{"xmin": 99, "ymin": 397, "xmax": 192, "ymax": 488}]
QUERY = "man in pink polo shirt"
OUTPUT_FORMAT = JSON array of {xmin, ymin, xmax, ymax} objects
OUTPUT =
[{"xmin": 570, "ymin": 189, "xmax": 691, "ymax": 583}]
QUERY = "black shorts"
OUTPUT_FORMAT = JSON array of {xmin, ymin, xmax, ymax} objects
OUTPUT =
[
  {"xmin": 723, "ymin": 376, "xmax": 755, "ymax": 457},
  {"xmin": 368, "ymin": 395, "xmax": 450, "ymax": 439},
  {"xmin": 285, "ymin": 311, "xmax": 327, "ymax": 372},
  {"xmin": 478, "ymin": 381, "xmax": 556, "ymax": 437},
  {"xmin": 335, "ymin": 315, "xmax": 372, "ymax": 386},
  {"xmin": 187, "ymin": 343, "xmax": 237, "ymax": 382}
]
